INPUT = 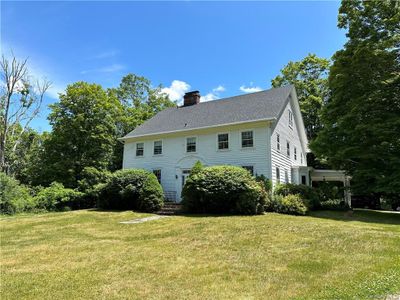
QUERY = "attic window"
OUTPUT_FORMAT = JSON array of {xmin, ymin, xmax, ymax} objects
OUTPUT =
[{"xmin": 288, "ymin": 110, "xmax": 293, "ymax": 128}]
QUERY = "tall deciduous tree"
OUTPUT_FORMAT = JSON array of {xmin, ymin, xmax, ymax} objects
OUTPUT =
[
  {"xmin": 271, "ymin": 54, "xmax": 330, "ymax": 141},
  {"xmin": 43, "ymin": 82, "xmax": 121, "ymax": 187},
  {"xmin": 109, "ymin": 74, "xmax": 175, "ymax": 170},
  {"xmin": 311, "ymin": 0, "xmax": 400, "ymax": 196},
  {"xmin": 0, "ymin": 54, "xmax": 51, "ymax": 173}
]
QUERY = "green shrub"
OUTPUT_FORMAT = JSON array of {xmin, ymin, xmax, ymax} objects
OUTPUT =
[
  {"xmin": 274, "ymin": 183, "xmax": 320, "ymax": 209},
  {"xmin": 190, "ymin": 161, "xmax": 204, "ymax": 176},
  {"xmin": 97, "ymin": 169, "xmax": 164, "ymax": 212},
  {"xmin": 0, "ymin": 172, "xmax": 35, "ymax": 214},
  {"xmin": 272, "ymin": 194, "xmax": 308, "ymax": 215},
  {"xmin": 255, "ymin": 174, "xmax": 272, "ymax": 192},
  {"xmin": 320, "ymin": 199, "xmax": 350, "ymax": 211},
  {"xmin": 77, "ymin": 167, "xmax": 112, "ymax": 208},
  {"xmin": 182, "ymin": 165, "xmax": 266, "ymax": 215},
  {"xmin": 34, "ymin": 182, "xmax": 84, "ymax": 211}
]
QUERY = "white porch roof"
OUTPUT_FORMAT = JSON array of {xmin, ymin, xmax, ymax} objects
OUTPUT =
[{"xmin": 310, "ymin": 169, "xmax": 350, "ymax": 182}]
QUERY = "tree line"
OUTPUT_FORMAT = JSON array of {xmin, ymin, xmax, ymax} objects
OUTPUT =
[{"xmin": 1, "ymin": 0, "xmax": 399, "ymax": 200}]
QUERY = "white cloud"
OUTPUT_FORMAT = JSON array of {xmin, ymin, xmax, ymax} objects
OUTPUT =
[
  {"xmin": 80, "ymin": 64, "xmax": 125, "ymax": 74},
  {"xmin": 46, "ymin": 83, "xmax": 65, "ymax": 99},
  {"xmin": 161, "ymin": 80, "xmax": 191, "ymax": 103},
  {"xmin": 92, "ymin": 50, "xmax": 119, "ymax": 59},
  {"xmin": 212, "ymin": 85, "xmax": 225, "ymax": 93},
  {"xmin": 201, "ymin": 92, "xmax": 218, "ymax": 102},
  {"xmin": 239, "ymin": 84, "xmax": 262, "ymax": 93}
]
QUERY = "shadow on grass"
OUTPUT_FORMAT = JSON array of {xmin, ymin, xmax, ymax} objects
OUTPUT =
[{"xmin": 308, "ymin": 209, "xmax": 400, "ymax": 225}]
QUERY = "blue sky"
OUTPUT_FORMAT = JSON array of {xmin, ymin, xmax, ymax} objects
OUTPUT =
[{"xmin": 1, "ymin": 1, "xmax": 346, "ymax": 132}]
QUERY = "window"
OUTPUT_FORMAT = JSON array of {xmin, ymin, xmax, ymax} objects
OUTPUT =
[
  {"xmin": 153, "ymin": 140, "xmax": 162, "ymax": 155},
  {"xmin": 285, "ymin": 170, "xmax": 289, "ymax": 183},
  {"xmin": 294, "ymin": 147, "xmax": 297, "ymax": 160},
  {"xmin": 277, "ymin": 134, "xmax": 280, "ymax": 151},
  {"xmin": 276, "ymin": 167, "xmax": 280, "ymax": 183},
  {"xmin": 301, "ymin": 175, "xmax": 307, "ymax": 185},
  {"xmin": 217, "ymin": 133, "xmax": 229, "ymax": 150},
  {"xmin": 153, "ymin": 169, "xmax": 161, "ymax": 183},
  {"xmin": 136, "ymin": 142, "xmax": 144, "ymax": 157},
  {"xmin": 286, "ymin": 141, "xmax": 290, "ymax": 157},
  {"xmin": 242, "ymin": 166, "xmax": 254, "ymax": 176},
  {"xmin": 186, "ymin": 137, "xmax": 196, "ymax": 153},
  {"xmin": 301, "ymin": 152, "xmax": 303, "ymax": 164},
  {"xmin": 241, "ymin": 131, "xmax": 254, "ymax": 148},
  {"xmin": 288, "ymin": 110, "xmax": 293, "ymax": 128}
]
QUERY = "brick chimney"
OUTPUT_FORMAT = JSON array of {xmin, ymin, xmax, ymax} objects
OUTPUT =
[{"xmin": 183, "ymin": 91, "xmax": 200, "ymax": 107}]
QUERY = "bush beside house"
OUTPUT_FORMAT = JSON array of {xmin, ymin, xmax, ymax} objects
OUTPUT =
[
  {"xmin": 97, "ymin": 169, "xmax": 164, "ymax": 212},
  {"xmin": 182, "ymin": 165, "xmax": 266, "ymax": 215}
]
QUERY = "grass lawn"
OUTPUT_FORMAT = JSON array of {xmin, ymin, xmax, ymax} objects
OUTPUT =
[{"xmin": 1, "ymin": 209, "xmax": 399, "ymax": 300}]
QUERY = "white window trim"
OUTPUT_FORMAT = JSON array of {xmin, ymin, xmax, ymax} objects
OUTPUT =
[
  {"xmin": 216, "ymin": 132, "xmax": 230, "ymax": 151},
  {"xmin": 277, "ymin": 133, "xmax": 280, "ymax": 152},
  {"xmin": 185, "ymin": 136, "xmax": 197, "ymax": 154},
  {"xmin": 276, "ymin": 166, "xmax": 281, "ymax": 184},
  {"xmin": 135, "ymin": 142, "xmax": 144, "ymax": 158},
  {"xmin": 240, "ymin": 129, "xmax": 255, "ymax": 149},
  {"xmin": 288, "ymin": 109, "xmax": 294, "ymax": 129},
  {"xmin": 286, "ymin": 140, "xmax": 290, "ymax": 157},
  {"xmin": 153, "ymin": 139, "xmax": 163, "ymax": 156}
]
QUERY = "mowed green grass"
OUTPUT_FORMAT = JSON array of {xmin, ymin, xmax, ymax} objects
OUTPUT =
[{"xmin": 1, "ymin": 209, "xmax": 399, "ymax": 300}]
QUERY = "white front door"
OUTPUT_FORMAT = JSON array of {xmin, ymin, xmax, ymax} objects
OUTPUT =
[{"xmin": 177, "ymin": 169, "xmax": 191, "ymax": 201}]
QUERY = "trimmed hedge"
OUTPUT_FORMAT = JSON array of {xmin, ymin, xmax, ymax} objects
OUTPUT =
[
  {"xmin": 0, "ymin": 172, "xmax": 35, "ymax": 214},
  {"xmin": 97, "ymin": 169, "xmax": 164, "ymax": 212},
  {"xmin": 272, "ymin": 194, "xmax": 308, "ymax": 215},
  {"xmin": 319, "ymin": 199, "xmax": 349, "ymax": 211},
  {"xmin": 182, "ymin": 165, "xmax": 266, "ymax": 215},
  {"xmin": 274, "ymin": 183, "xmax": 320, "ymax": 209}
]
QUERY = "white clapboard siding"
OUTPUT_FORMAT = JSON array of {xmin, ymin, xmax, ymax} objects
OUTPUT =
[
  {"xmin": 123, "ymin": 121, "xmax": 272, "ymax": 200},
  {"xmin": 270, "ymin": 100, "xmax": 307, "ymax": 186}
]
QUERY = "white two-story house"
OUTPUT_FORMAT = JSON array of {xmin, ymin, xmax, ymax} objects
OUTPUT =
[{"xmin": 121, "ymin": 85, "xmax": 310, "ymax": 201}]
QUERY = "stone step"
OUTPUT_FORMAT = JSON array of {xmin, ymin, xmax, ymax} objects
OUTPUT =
[{"xmin": 156, "ymin": 203, "xmax": 183, "ymax": 215}]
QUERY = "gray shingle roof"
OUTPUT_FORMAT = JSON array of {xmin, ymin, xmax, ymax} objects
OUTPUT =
[{"xmin": 122, "ymin": 85, "xmax": 294, "ymax": 139}]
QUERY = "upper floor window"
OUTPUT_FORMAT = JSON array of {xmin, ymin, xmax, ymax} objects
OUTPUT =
[
  {"xmin": 277, "ymin": 134, "xmax": 280, "ymax": 151},
  {"xmin": 154, "ymin": 140, "xmax": 162, "ymax": 155},
  {"xmin": 286, "ymin": 141, "xmax": 290, "ymax": 157},
  {"xmin": 276, "ymin": 167, "xmax": 280, "ymax": 184},
  {"xmin": 288, "ymin": 110, "xmax": 293, "ymax": 128},
  {"xmin": 153, "ymin": 169, "xmax": 161, "ymax": 183},
  {"xmin": 136, "ymin": 142, "xmax": 144, "ymax": 157},
  {"xmin": 242, "ymin": 165, "xmax": 254, "ymax": 176},
  {"xmin": 186, "ymin": 137, "xmax": 196, "ymax": 153},
  {"xmin": 241, "ymin": 131, "xmax": 254, "ymax": 148},
  {"xmin": 294, "ymin": 147, "xmax": 297, "ymax": 160},
  {"xmin": 218, "ymin": 133, "xmax": 229, "ymax": 150}
]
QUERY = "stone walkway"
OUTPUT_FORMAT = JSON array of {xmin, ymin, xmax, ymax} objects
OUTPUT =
[{"xmin": 119, "ymin": 215, "xmax": 170, "ymax": 224}]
